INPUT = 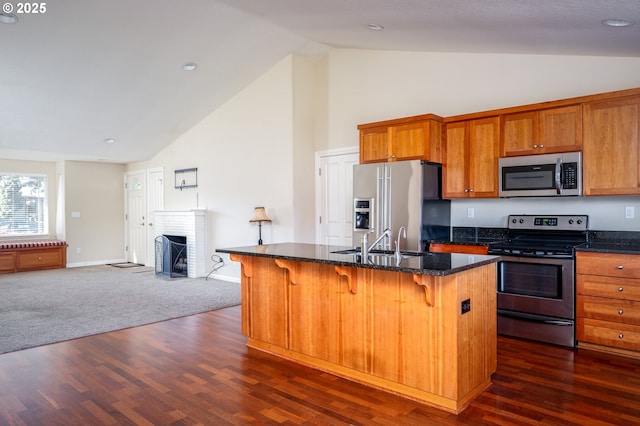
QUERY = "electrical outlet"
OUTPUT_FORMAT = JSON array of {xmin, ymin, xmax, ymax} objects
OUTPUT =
[
  {"xmin": 467, "ymin": 207, "xmax": 475, "ymax": 218},
  {"xmin": 461, "ymin": 299, "xmax": 471, "ymax": 314},
  {"xmin": 625, "ymin": 206, "xmax": 635, "ymax": 219},
  {"xmin": 76, "ymin": 247, "xmax": 81, "ymax": 254}
]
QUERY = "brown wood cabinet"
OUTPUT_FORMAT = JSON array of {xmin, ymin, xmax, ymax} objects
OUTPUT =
[
  {"xmin": 576, "ymin": 251, "xmax": 640, "ymax": 359},
  {"xmin": 501, "ymin": 105, "xmax": 582, "ymax": 157},
  {"xmin": 358, "ymin": 114, "xmax": 443, "ymax": 164},
  {"xmin": 583, "ymin": 96, "xmax": 640, "ymax": 196},
  {"xmin": 443, "ymin": 117, "xmax": 499, "ymax": 198},
  {"xmin": 429, "ymin": 243, "xmax": 489, "ymax": 255},
  {"xmin": 0, "ymin": 244, "xmax": 67, "ymax": 274}
]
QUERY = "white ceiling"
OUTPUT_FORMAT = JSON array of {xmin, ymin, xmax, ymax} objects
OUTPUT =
[{"xmin": 1, "ymin": 0, "xmax": 638, "ymax": 164}]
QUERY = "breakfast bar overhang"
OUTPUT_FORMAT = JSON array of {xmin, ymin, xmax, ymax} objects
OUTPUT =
[{"xmin": 217, "ymin": 243, "xmax": 498, "ymax": 414}]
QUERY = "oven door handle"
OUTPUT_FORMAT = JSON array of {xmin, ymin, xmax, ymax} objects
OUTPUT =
[
  {"xmin": 555, "ymin": 158, "xmax": 562, "ymax": 195},
  {"xmin": 498, "ymin": 310, "xmax": 573, "ymax": 326}
]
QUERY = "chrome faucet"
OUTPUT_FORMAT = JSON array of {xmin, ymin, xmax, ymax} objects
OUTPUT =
[
  {"xmin": 361, "ymin": 228, "xmax": 391, "ymax": 263},
  {"xmin": 394, "ymin": 226, "xmax": 406, "ymax": 262},
  {"xmin": 370, "ymin": 228, "xmax": 392, "ymax": 250}
]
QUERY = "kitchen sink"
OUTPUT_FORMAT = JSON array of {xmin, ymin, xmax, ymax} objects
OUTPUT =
[{"xmin": 331, "ymin": 248, "xmax": 423, "ymax": 258}]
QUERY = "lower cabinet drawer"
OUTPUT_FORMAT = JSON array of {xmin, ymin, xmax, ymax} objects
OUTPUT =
[
  {"xmin": 16, "ymin": 249, "xmax": 64, "ymax": 270},
  {"xmin": 0, "ymin": 252, "xmax": 16, "ymax": 272},
  {"xmin": 577, "ymin": 295, "xmax": 640, "ymax": 325},
  {"xmin": 577, "ymin": 274, "xmax": 640, "ymax": 301},
  {"xmin": 578, "ymin": 318, "xmax": 640, "ymax": 351}
]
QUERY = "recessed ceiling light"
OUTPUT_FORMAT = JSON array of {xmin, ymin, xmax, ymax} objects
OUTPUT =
[
  {"xmin": 0, "ymin": 13, "xmax": 18, "ymax": 24},
  {"xmin": 366, "ymin": 23, "xmax": 384, "ymax": 31},
  {"xmin": 103, "ymin": 138, "xmax": 115, "ymax": 144},
  {"xmin": 602, "ymin": 18, "xmax": 634, "ymax": 27},
  {"xmin": 182, "ymin": 62, "xmax": 197, "ymax": 71}
]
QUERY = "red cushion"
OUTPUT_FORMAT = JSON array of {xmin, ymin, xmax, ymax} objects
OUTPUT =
[{"xmin": 0, "ymin": 240, "xmax": 67, "ymax": 250}]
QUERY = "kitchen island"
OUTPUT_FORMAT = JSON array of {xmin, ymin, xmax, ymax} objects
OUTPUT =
[{"xmin": 217, "ymin": 243, "xmax": 498, "ymax": 413}]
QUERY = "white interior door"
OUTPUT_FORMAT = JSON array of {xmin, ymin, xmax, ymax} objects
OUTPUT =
[
  {"xmin": 126, "ymin": 170, "xmax": 146, "ymax": 264},
  {"xmin": 316, "ymin": 149, "xmax": 359, "ymax": 246},
  {"xmin": 146, "ymin": 168, "xmax": 164, "ymax": 266}
]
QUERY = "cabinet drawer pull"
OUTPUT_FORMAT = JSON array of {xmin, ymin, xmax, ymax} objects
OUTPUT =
[
  {"xmin": 38, "ymin": 256, "xmax": 42, "ymax": 261},
  {"xmin": 619, "ymin": 333, "xmax": 624, "ymax": 339},
  {"xmin": 618, "ymin": 309, "xmax": 624, "ymax": 315},
  {"xmin": 617, "ymin": 265, "xmax": 624, "ymax": 269},
  {"xmin": 618, "ymin": 287, "xmax": 624, "ymax": 292}
]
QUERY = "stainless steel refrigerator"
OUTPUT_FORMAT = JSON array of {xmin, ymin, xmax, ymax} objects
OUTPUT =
[{"xmin": 352, "ymin": 160, "xmax": 450, "ymax": 251}]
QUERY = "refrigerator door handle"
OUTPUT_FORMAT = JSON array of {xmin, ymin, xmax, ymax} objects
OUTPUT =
[{"xmin": 376, "ymin": 167, "xmax": 384, "ymax": 240}]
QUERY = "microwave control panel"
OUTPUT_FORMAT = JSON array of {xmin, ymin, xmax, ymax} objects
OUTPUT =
[{"xmin": 562, "ymin": 163, "xmax": 578, "ymax": 189}]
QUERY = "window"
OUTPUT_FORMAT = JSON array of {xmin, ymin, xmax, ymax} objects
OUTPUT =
[{"xmin": 0, "ymin": 173, "xmax": 48, "ymax": 236}]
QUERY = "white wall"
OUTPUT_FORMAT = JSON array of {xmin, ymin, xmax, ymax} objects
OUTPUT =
[
  {"xmin": 321, "ymin": 48, "xmax": 640, "ymax": 231},
  {"xmin": 128, "ymin": 56, "xmax": 299, "ymax": 279}
]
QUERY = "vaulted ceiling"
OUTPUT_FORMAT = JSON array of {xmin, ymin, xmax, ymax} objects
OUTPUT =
[{"xmin": 1, "ymin": 0, "xmax": 638, "ymax": 163}]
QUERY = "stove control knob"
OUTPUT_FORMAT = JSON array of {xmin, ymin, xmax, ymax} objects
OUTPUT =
[
  {"xmin": 577, "ymin": 219, "xmax": 582, "ymax": 224},
  {"xmin": 568, "ymin": 219, "xmax": 574, "ymax": 224},
  {"xmin": 512, "ymin": 219, "xmax": 517, "ymax": 224},
  {"xmin": 519, "ymin": 219, "xmax": 524, "ymax": 224}
]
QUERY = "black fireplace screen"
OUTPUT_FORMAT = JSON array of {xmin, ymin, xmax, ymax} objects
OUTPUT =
[{"xmin": 155, "ymin": 235, "xmax": 188, "ymax": 278}]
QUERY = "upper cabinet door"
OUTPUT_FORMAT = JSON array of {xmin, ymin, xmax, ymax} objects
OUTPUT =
[
  {"xmin": 501, "ymin": 105, "xmax": 582, "ymax": 157},
  {"xmin": 501, "ymin": 111, "xmax": 538, "ymax": 157},
  {"xmin": 360, "ymin": 126, "xmax": 390, "ymax": 163},
  {"xmin": 443, "ymin": 121, "xmax": 469, "ymax": 198},
  {"xmin": 538, "ymin": 105, "xmax": 583, "ymax": 154},
  {"xmin": 443, "ymin": 117, "xmax": 499, "ymax": 199},
  {"xmin": 583, "ymin": 96, "xmax": 640, "ymax": 196},
  {"xmin": 468, "ymin": 117, "xmax": 500, "ymax": 197}
]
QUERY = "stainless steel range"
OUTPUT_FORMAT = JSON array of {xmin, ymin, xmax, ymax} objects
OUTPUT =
[{"xmin": 488, "ymin": 215, "xmax": 589, "ymax": 347}]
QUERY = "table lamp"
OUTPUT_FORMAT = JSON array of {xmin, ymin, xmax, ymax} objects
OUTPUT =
[{"xmin": 250, "ymin": 207, "xmax": 271, "ymax": 245}]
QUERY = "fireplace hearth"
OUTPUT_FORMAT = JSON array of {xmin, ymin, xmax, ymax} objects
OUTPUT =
[{"xmin": 155, "ymin": 235, "xmax": 188, "ymax": 278}]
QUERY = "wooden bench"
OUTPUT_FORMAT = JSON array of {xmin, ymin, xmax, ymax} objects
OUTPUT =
[{"xmin": 0, "ymin": 240, "xmax": 67, "ymax": 274}]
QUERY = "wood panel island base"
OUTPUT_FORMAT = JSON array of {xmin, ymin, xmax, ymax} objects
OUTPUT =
[{"xmin": 219, "ymin": 243, "xmax": 498, "ymax": 414}]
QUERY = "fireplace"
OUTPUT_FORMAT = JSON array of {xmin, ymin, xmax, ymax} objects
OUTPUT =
[
  {"xmin": 155, "ymin": 235, "xmax": 188, "ymax": 278},
  {"xmin": 153, "ymin": 210, "xmax": 207, "ymax": 278}
]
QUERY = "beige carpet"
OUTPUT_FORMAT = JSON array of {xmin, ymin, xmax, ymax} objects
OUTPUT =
[{"xmin": 0, "ymin": 265, "xmax": 240, "ymax": 354}]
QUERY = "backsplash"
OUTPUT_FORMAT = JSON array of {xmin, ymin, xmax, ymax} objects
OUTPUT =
[{"xmin": 450, "ymin": 196, "xmax": 640, "ymax": 231}]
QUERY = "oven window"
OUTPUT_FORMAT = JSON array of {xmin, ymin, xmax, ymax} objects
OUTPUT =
[{"xmin": 497, "ymin": 261, "xmax": 562, "ymax": 299}]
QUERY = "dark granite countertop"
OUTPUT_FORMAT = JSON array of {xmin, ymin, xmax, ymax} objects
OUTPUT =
[
  {"xmin": 576, "ymin": 242, "xmax": 640, "ymax": 255},
  {"xmin": 217, "ymin": 242, "xmax": 498, "ymax": 276},
  {"xmin": 576, "ymin": 230, "xmax": 640, "ymax": 255}
]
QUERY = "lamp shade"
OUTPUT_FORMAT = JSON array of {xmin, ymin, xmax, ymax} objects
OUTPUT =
[{"xmin": 250, "ymin": 207, "xmax": 271, "ymax": 223}]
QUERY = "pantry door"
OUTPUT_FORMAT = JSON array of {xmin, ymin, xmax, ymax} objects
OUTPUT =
[{"xmin": 316, "ymin": 148, "xmax": 359, "ymax": 246}]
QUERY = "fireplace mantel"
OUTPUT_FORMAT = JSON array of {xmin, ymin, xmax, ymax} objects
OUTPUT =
[{"xmin": 153, "ymin": 210, "xmax": 207, "ymax": 278}]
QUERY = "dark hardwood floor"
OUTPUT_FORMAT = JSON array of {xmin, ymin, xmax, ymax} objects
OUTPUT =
[{"xmin": 0, "ymin": 305, "xmax": 639, "ymax": 425}]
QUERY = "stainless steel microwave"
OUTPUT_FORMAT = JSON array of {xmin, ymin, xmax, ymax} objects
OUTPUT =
[{"xmin": 498, "ymin": 152, "xmax": 582, "ymax": 197}]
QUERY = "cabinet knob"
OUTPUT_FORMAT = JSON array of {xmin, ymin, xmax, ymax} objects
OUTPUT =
[
  {"xmin": 469, "ymin": 189, "xmax": 474, "ymax": 192},
  {"xmin": 618, "ymin": 309, "xmax": 624, "ymax": 315},
  {"xmin": 619, "ymin": 333, "xmax": 624, "ymax": 339},
  {"xmin": 38, "ymin": 256, "xmax": 42, "ymax": 261},
  {"xmin": 464, "ymin": 189, "xmax": 469, "ymax": 193},
  {"xmin": 539, "ymin": 144, "xmax": 544, "ymax": 148},
  {"xmin": 617, "ymin": 265, "xmax": 624, "ymax": 269},
  {"xmin": 618, "ymin": 287, "xmax": 624, "ymax": 292},
  {"xmin": 533, "ymin": 144, "xmax": 538, "ymax": 148}
]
